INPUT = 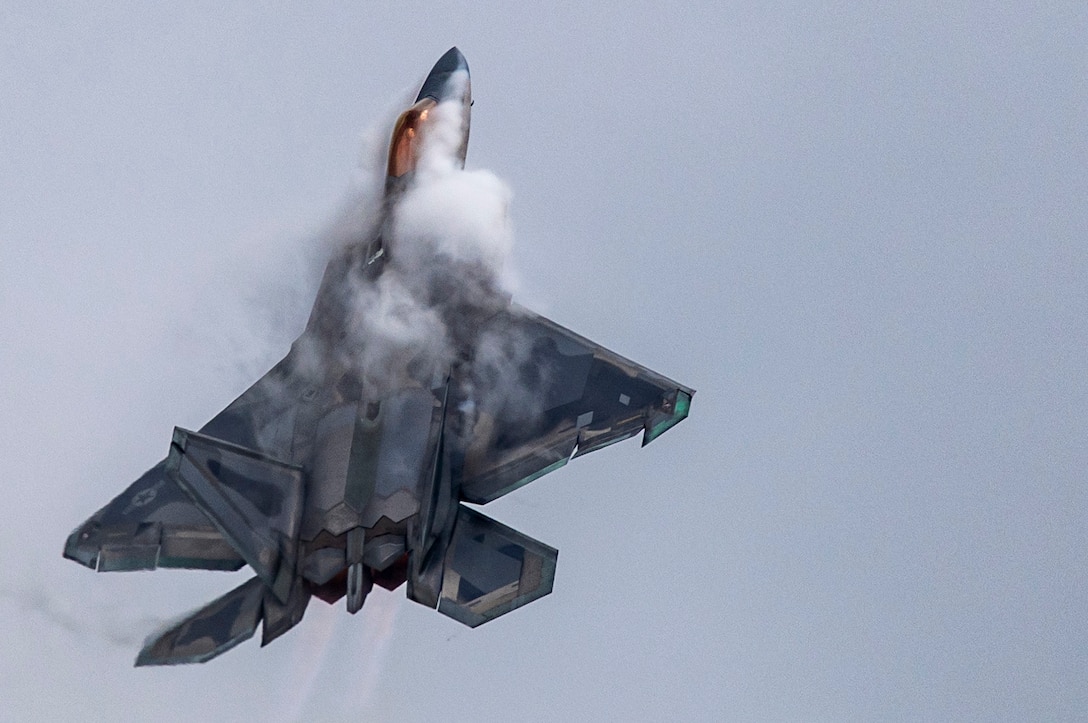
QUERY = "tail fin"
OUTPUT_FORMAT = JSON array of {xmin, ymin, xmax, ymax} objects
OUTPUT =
[{"xmin": 166, "ymin": 428, "xmax": 304, "ymax": 603}]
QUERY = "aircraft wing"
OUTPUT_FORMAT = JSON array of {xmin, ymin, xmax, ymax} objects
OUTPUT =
[
  {"xmin": 63, "ymin": 349, "xmax": 308, "ymax": 574},
  {"xmin": 459, "ymin": 306, "xmax": 693, "ymax": 504},
  {"xmin": 197, "ymin": 350, "xmax": 306, "ymax": 456}
]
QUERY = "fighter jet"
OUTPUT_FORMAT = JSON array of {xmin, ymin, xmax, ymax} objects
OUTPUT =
[{"xmin": 63, "ymin": 47, "xmax": 693, "ymax": 666}]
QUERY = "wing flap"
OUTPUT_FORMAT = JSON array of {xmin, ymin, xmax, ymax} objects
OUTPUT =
[
  {"xmin": 461, "ymin": 431, "xmax": 577, "ymax": 505},
  {"xmin": 96, "ymin": 522, "xmax": 161, "ymax": 571}
]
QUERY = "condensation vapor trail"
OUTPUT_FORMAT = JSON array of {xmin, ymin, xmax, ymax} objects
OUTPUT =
[
  {"xmin": 350, "ymin": 589, "xmax": 402, "ymax": 710},
  {"xmin": 0, "ymin": 583, "xmax": 168, "ymax": 648},
  {"xmin": 278, "ymin": 590, "xmax": 402, "ymax": 721},
  {"xmin": 279, "ymin": 602, "xmax": 341, "ymax": 721}
]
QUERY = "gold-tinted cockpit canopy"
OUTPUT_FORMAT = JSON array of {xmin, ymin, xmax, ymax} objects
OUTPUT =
[
  {"xmin": 386, "ymin": 47, "xmax": 471, "ymax": 179},
  {"xmin": 387, "ymin": 98, "xmax": 438, "ymax": 178}
]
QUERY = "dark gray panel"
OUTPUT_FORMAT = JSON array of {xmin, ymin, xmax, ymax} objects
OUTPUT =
[
  {"xmin": 302, "ymin": 547, "xmax": 345, "ymax": 585},
  {"xmin": 363, "ymin": 535, "xmax": 406, "ymax": 571}
]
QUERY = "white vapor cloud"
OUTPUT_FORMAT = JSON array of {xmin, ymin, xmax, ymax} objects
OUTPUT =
[{"xmin": 321, "ymin": 74, "xmax": 522, "ymax": 403}]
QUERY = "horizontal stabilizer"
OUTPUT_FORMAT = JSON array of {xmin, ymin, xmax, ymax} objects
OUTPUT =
[
  {"xmin": 436, "ymin": 505, "xmax": 557, "ymax": 628},
  {"xmin": 167, "ymin": 428, "xmax": 304, "ymax": 602},
  {"xmin": 136, "ymin": 576, "xmax": 266, "ymax": 666}
]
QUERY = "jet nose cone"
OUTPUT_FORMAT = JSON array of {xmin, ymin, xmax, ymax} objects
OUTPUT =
[{"xmin": 416, "ymin": 47, "xmax": 470, "ymax": 103}]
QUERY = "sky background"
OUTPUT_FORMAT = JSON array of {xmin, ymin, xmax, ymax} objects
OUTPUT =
[{"xmin": 1, "ymin": 3, "xmax": 1086, "ymax": 721}]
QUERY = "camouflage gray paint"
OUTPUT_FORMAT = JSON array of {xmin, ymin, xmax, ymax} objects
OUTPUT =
[{"xmin": 63, "ymin": 48, "xmax": 693, "ymax": 666}]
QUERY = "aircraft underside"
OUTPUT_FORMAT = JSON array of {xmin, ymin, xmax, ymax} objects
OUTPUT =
[{"xmin": 63, "ymin": 47, "xmax": 692, "ymax": 666}]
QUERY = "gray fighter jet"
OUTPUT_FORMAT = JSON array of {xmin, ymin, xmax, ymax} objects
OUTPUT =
[{"xmin": 64, "ymin": 48, "xmax": 693, "ymax": 666}]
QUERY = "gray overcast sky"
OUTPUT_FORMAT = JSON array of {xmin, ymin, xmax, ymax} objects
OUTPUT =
[{"xmin": 1, "ymin": 4, "xmax": 1085, "ymax": 721}]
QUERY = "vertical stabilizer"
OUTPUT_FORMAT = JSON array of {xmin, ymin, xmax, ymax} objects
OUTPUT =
[{"xmin": 166, "ymin": 428, "xmax": 304, "ymax": 603}]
